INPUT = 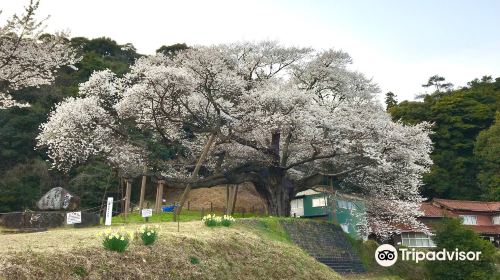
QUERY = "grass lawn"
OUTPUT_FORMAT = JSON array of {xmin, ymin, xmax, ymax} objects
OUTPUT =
[{"xmin": 110, "ymin": 209, "xmax": 262, "ymax": 224}]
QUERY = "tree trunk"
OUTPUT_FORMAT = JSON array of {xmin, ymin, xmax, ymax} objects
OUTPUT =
[{"xmin": 252, "ymin": 167, "xmax": 295, "ymax": 217}]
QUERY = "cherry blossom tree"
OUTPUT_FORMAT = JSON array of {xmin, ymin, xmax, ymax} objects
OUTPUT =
[
  {"xmin": 0, "ymin": 0, "xmax": 79, "ymax": 109},
  {"xmin": 37, "ymin": 41, "xmax": 432, "ymax": 237}
]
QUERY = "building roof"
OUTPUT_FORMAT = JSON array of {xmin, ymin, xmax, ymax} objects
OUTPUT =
[
  {"xmin": 295, "ymin": 189, "xmax": 323, "ymax": 196},
  {"xmin": 295, "ymin": 188, "xmax": 364, "ymax": 201},
  {"xmin": 420, "ymin": 202, "xmax": 455, "ymax": 217},
  {"xmin": 433, "ymin": 199, "xmax": 500, "ymax": 212},
  {"xmin": 466, "ymin": 225, "xmax": 500, "ymax": 235}
]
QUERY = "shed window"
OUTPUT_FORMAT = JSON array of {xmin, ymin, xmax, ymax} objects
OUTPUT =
[
  {"xmin": 337, "ymin": 199, "xmax": 356, "ymax": 210},
  {"xmin": 460, "ymin": 215, "xmax": 477, "ymax": 225},
  {"xmin": 312, "ymin": 197, "xmax": 327, "ymax": 207}
]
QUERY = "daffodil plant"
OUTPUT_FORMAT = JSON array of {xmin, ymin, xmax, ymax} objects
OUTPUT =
[
  {"xmin": 137, "ymin": 224, "xmax": 160, "ymax": 245},
  {"xmin": 97, "ymin": 228, "xmax": 134, "ymax": 252},
  {"xmin": 202, "ymin": 214, "xmax": 235, "ymax": 227}
]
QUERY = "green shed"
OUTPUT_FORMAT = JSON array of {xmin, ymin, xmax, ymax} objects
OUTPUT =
[{"xmin": 290, "ymin": 189, "xmax": 366, "ymax": 239}]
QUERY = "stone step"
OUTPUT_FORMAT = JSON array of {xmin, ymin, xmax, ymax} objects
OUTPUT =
[{"xmin": 281, "ymin": 220, "xmax": 366, "ymax": 274}]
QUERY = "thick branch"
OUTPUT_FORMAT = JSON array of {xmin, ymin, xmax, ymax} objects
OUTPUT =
[{"xmin": 284, "ymin": 152, "xmax": 337, "ymax": 170}]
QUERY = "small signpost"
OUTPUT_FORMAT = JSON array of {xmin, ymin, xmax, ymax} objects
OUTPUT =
[
  {"xmin": 105, "ymin": 197, "xmax": 113, "ymax": 226},
  {"xmin": 66, "ymin": 211, "xmax": 81, "ymax": 224},
  {"xmin": 142, "ymin": 208, "xmax": 153, "ymax": 222}
]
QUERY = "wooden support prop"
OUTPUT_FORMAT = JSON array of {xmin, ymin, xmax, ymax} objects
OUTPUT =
[
  {"xmin": 155, "ymin": 180, "xmax": 165, "ymax": 213},
  {"xmin": 225, "ymin": 185, "xmax": 230, "ymax": 212},
  {"xmin": 139, "ymin": 167, "xmax": 147, "ymax": 211},
  {"xmin": 120, "ymin": 178, "xmax": 125, "ymax": 215},
  {"xmin": 154, "ymin": 182, "xmax": 159, "ymax": 213},
  {"xmin": 229, "ymin": 185, "xmax": 239, "ymax": 215},
  {"xmin": 159, "ymin": 180, "xmax": 164, "ymax": 209},
  {"xmin": 124, "ymin": 179, "xmax": 132, "ymax": 218},
  {"xmin": 225, "ymin": 185, "xmax": 236, "ymax": 215},
  {"xmin": 174, "ymin": 133, "xmax": 217, "ymax": 221}
]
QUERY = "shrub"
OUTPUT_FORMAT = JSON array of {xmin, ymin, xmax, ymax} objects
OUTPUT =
[
  {"xmin": 97, "ymin": 228, "xmax": 133, "ymax": 253},
  {"xmin": 137, "ymin": 224, "xmax": 159, "ymax": 245},
  {"xmin": 426, "ymin": 218, "xmax": 497, "ymax": 280},
  {"xmin": 72, "ymin": 265, "xmax": 87, "ymax": 277},
  {"xmin": 190, "ymin": 256, "xmax": 200, "ymax": 265}
]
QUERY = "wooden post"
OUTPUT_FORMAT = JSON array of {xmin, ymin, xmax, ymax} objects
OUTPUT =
[
  {"xmin": 124, "ymin": 179, "xmax": 132, "ymax": 218},
  {"xmin": 187, "ymin": 201, "xmax": 190, "ymax": 211},
  {"xmin": 159, "ymin": 180, "xmax": 164, "ymax": 209},
  {"xmin": 225, "ymin": 185, "xmax": 230, "ymax": 212},
  {"xmin": 174, "ymin": 133, "xmax": 217, "ymax": 221},
  {"xmin": 210, "ymin": 202, "xmax": 213, "ymax": 213},
  {"xmin": 201, "ymin": 207, "xmax": 205, "ymax": 219},
  {"xmin": 155, "ymin": 180, "xmax": 165, "ymax": 213},
  {"xmin": 155, "ymin": 182, "xmax": 160, "ymax": 213},
  {"xmin": 120, "ymin": 178, "xmax": 125, "ymax": 215},
  {"xmin": 227, "ymin": 185, "xmax": 239, "ymax": 215},
  {"xmin": 139, "ymin": 167, "xmax": 147, "ymax": 211}
]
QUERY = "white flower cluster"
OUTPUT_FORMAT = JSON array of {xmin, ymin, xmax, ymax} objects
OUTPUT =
[
  {"xmin": 38, "ymin": 41, "xmax": 432, "ymax": 237},
  {"xmin": 97, "ymin": 228, "xmax": 134, "ymax": 241},
  {"xmin": 202, "ymin": 214, "xmax": 235, "ymax": 226},
  {"xmin": 224, "ymin": 215, "xmax": 236, "ymax": 223},
  {"xmin": 138, "ymin": 224, "xmax": 160, "ymax": 237},
  {"xmin": 202, "ymin": 213, "xmax": 220, "ymax": 223}
]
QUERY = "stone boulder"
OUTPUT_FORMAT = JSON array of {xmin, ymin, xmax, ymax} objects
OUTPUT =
[
  {"xmin": 0, "ymin": 212, "xmax": 65, "ymax": 229},
  {"xmin": 37, "ymin": 187, "xmax": 80, "ymax": 211}
]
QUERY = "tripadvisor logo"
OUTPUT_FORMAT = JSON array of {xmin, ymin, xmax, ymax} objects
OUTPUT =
[
  {"xmin": 375, "ymin": 244, "xmax": 482, "ymax": 266},
  {"xmin": 375, "ymin": 244, "xmax": 398, "ymax": 267}
]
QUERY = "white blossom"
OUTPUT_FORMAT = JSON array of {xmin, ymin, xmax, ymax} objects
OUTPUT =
[
  {"xmin": 37, "ymin": 41, "xmax": 432, "ymax": 237},
  {"xmin": 0, "ymin": 0, "xmax": 80, "ymax": 109}
]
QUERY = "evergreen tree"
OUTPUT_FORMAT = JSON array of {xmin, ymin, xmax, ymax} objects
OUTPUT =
[
  {"xmin": 385, "ymin": 91, "xmax": 398, "ymax": 110},
  {"xmin": 389, "ymin": 77, "xmax": 499, "ymax": 200}
]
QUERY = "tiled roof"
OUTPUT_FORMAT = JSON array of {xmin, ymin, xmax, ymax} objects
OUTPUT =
[
  {"xmin": 466, "ymin": 225, "xmax": 500, "ymax": 235},
  {"xmin": 433, "ymin": 199, "xmax": 500, "ymax": 212},
  {"xmin": 420, "ymin": 202, "xmax": 455, "ymax": 217}
]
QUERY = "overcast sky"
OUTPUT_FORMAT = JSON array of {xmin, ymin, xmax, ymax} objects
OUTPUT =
[{"xmin": 3, "ymin": 0, "xmax": 500, "ymax": 102}]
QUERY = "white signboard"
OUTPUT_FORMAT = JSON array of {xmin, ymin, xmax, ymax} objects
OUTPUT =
[
  {"xmin": 66, "ymin": 211, "xmax": 81, "ymax": 224},
  {"xmin": 105, "ymin": 197, "xmax": 113, "ymax": 226},
  {"xmin": 141, "ymin": 208, "xmax": 153, "ymax": 218}
]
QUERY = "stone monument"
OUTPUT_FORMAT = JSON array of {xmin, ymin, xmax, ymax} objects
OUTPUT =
[
  {"xmin": 0, "ymin": 187, "xmax": 98, "ymax": 230},
  {"xmin": 36, "ymin": 187, "xmax": 80, "ymax": 211}
]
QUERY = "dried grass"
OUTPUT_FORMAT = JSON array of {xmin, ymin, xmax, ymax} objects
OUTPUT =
[{"xmin": 0, "ymin": 221, "xmax": 341, "ymax": 280}]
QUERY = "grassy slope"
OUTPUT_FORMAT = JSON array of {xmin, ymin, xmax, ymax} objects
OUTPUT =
[{"xmin": 0, "ymin": 219, "xmax": 341, "ymax": 280}]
